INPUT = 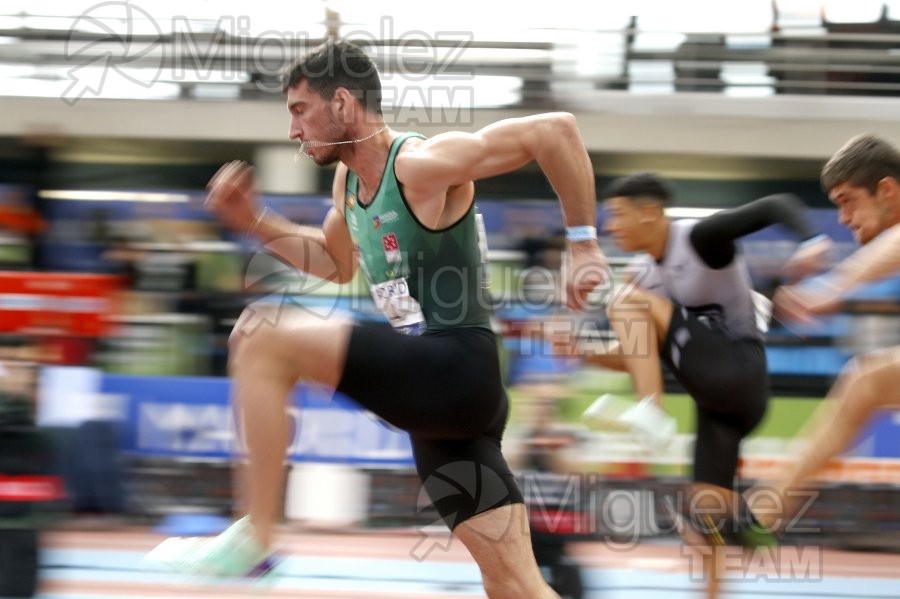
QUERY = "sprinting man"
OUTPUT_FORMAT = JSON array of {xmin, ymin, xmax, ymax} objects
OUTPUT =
[
  {"xmin": 148, "ymin": 40, "xmax": 607, "ymax": 599},
  {"xmin": 756, "ymin": 134, "xmax": 900, "ymax": 530},
  {"xmin": 554, "ymin": 172, "xmax": 828, "ymax": 596}
]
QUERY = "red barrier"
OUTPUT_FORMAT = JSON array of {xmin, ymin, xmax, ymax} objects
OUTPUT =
[
  {"xmin": 0, "ymin": 475, "xmax": 66, "ymax": 502},
  {"xmin": 0, "ymin": 272, "xmax": 120, "ymax": 337}
]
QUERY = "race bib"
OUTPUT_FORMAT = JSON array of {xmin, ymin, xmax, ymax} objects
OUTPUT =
[{"xmin": 370, "ymin": 278, "xmax": 426, "ymax": 336}]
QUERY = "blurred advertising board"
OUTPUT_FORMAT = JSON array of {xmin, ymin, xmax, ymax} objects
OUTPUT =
[
  {"xmin": 38, "ymin": 367, "xmax": 414, "ymax": 466},
  {"xmin": 0, "ymin": 272, "xmax": 119, "ymax": 337}
]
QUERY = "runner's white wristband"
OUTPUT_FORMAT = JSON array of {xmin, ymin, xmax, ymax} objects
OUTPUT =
[{"xmin": 565, "ymin": 226, "xmax": 597, "ymax": 242}]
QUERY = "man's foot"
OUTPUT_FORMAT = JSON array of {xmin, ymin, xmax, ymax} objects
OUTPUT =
[
  {"xmin": 665, "ymin": 495, "xmax": 779, "ymax": 550},
  {"xmin": 583, "ymin": 394, "xmax": 676, "ymax": 452},
  {"xmin": 144, "ymin": 516, "xmax": 280, "ymax": 578}
]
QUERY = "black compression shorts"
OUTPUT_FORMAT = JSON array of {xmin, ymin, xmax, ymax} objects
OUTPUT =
[
  {"xmin": 336, "ymin": 321, "xmax": 524, "ymax": 529},
  {"xmin": 661, "ymin": 305, "xmax": 769, "ymax": 489}
]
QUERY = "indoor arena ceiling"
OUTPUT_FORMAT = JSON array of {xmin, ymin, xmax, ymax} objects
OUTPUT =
[{"xmin": 0, "ymin": 0, "xmax": 898, "ymax": 110}]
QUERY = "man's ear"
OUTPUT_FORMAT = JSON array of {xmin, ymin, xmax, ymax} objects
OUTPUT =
[
  {"xmin": 876, "ymin": 177, "xmax": 900, "ymax": 220},
  {"xmin": 639, "ymin": 201, "xmax": 662, "ymax": 224},
  {"xmin": 878, "ymin": 176, "xmax": 900, "ymax": 200},
  {"xmin": 332, "ymin": 87, "xmax": 352, "ymax": 117}
]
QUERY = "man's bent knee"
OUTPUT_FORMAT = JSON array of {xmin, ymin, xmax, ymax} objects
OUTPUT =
[{"xmin": 228, "ymin": 305, "xmax": 284, "ymax": 365}]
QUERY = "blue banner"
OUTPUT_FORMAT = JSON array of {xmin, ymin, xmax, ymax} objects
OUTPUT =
[{"xmin": 101, "ymin": 373, "xmax": 414, "ymax": 465}]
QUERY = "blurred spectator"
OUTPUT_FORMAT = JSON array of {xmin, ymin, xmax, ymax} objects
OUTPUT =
[
  {"xmin": 0, "ymin": 334, "xmax": 39, "ymax": 424},
  {"xmin": 0, "ymin": 191, "xmax": 44, "ymax": 272}
]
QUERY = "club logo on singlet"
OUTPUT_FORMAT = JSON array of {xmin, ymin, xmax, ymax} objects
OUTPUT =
[
  {"xmin": 382, "ymin": 233, "xmax": 401, "ymax": 263},
  {"xmin": 345, "ymin": 192, "xmax": 356, "ymax": 210},
  {"xmin": 373, "ymin": 210, "xmax": 399, "ymax": 230}
]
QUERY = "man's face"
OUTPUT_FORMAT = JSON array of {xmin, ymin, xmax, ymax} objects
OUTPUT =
[
  {"xmin": 829, "ymin": 181, "xmax": 889, "ymax": 245},
  {"xmin": 602, "ymin": 196, "xmax": 651, "ymax": 252},
  {"xmin": 286, "ymin": 80, "xmax": 345, "ymax": 166}
]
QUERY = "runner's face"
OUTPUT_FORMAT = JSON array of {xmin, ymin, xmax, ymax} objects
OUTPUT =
[
  {"xmin": 287, "ymin": 80, "xmax": 345, "ymax": 166},
  {"xmin": 829, "ymin": 181, "xmax": 887, "ymax": 245},
  {"xmin": 603, "ymin": 196, "xmax": 652, "ymax": 252}
]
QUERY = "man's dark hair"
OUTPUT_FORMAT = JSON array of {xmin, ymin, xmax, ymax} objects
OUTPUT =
[
  {"xmin": 601, "ymin": 172, "xmax": 674, "ymax": 206},
  {"xmin": 282, "ymin": 40, "xmax": 383, "ymax": 115},
  {"xmin": 821, "ymin": 134, "xmax": 900, "ymax": 194}
]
